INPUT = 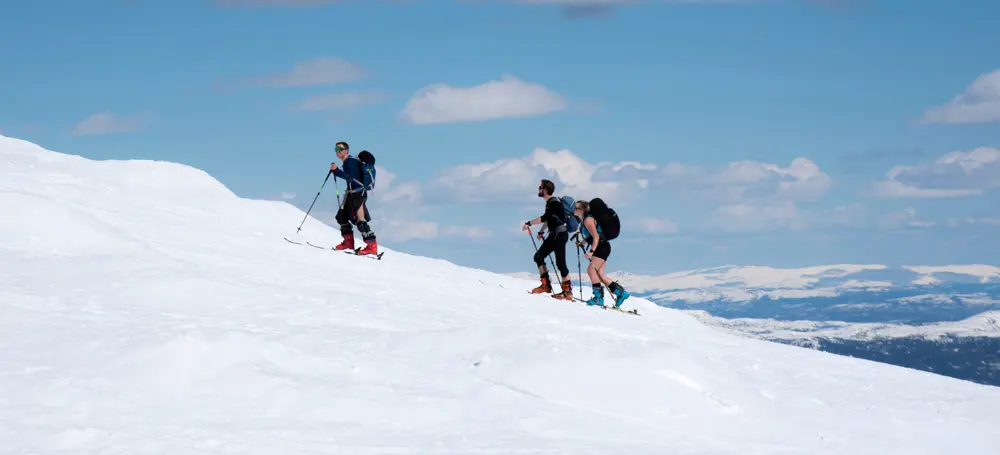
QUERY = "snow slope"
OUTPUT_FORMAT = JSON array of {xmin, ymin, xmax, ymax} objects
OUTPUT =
[{"xmin": 3, "ymin": 134, "xmax": 1000, "ymax": 454}]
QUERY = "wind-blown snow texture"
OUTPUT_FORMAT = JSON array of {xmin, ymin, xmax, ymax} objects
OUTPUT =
[{"xmin": 3, "ymin": 134, "xmax": 1000, "ymax": 454}]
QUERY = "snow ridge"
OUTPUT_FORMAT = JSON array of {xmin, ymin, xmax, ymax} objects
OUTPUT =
[{"xmin": 3, "ymin": 134, "xmax": 1000, "ymax": 454}]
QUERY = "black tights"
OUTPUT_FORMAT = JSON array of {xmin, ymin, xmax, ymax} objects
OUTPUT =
[{"xmin": 534, "ymin": 231, "xmax": 570, "ymax": 281}]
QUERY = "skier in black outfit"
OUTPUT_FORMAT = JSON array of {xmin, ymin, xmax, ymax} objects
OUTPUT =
[{"xmin": 522, "ymin": 179, "xmax": 573, "ymax": 300}]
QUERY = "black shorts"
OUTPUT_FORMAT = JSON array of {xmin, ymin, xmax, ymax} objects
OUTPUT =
[
  {"xmin": 592, "ymin": 240, "xmax": 611, "ymax": 261},
  {"xmin": 336, "ymin": 192, "xmax": 370, "ymax": 225}
]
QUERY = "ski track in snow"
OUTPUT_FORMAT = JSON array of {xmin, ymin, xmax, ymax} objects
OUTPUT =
[{"xmin": 2, "ymin": 133, "xmax": 1000, "ymax": 454}]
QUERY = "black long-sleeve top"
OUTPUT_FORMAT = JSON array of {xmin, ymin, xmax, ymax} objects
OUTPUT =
[{"xmin": 540, "ymin": 197, "xmax": 565, "ymax": 231}]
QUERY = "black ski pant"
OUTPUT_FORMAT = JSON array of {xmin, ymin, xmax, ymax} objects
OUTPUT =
[{"xmin": 534, "ymin": 230, "xmax": 570, "ymax": 281}]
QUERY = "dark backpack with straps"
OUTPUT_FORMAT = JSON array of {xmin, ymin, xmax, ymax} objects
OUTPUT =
[
  {"xmin": 358, "ymin": 150, "xmax": 376, "ymax": 192},
  {"xmin": 588, "ymin": 197, "xmax": 620, "ymax": 240},
  {"xmin": 557, "ymin": 195, "xmax": 579, "ymax": 233},
  {"xmin": 345, "ymin": 151, "xmax": 377, "ymax": 193}
]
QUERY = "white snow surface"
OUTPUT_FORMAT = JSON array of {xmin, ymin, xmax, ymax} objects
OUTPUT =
[{"xmin": 3, "ymin": 134, "xmax": 1000, "ymax": 454}]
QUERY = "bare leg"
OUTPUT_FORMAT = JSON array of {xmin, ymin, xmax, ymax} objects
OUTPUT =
[
  {"xmin": 596, "ymin": 259, "xmax": 613, "ymax": 287},
  {"xmin": 589, "ymin": 257, "xmax": 605, "ymax": 285}
]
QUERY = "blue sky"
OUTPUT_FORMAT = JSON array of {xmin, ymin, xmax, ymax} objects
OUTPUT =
[{"xmin": 3, "ymin": 0, "xmax": 1000, "ymax": 275}]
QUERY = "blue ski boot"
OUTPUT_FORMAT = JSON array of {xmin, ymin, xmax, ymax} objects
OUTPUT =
[
  {"xmin": 609, "ymin": 282, "xmax": 630, "ymax": 308},
  {"xmin": 585, "ymin": 285, "xmax": 605, "ymax": 306}
]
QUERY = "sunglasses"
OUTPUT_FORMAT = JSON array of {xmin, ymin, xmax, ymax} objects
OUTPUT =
[{"xmin": 336, "ymin": 146, "xmax": 346, "ymax": 152}]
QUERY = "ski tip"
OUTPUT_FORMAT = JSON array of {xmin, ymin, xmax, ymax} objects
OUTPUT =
[{"xmin": 350, "ymin": 248, "xmax": 385, "ymax": 260}]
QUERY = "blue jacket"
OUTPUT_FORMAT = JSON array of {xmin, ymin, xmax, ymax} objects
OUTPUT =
[{"xmin": 333, "ymin": 156, "xmax": 365, "ymax": 193}]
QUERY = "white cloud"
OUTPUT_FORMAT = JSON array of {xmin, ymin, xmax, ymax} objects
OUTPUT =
[
  {"xmin": 660, "ymin": 157, "xmax": 831, "ymax": 202},
  {"xmin": 378, "ymin": 219, "xmax": 440, "ymax": 242},
  {"xmin": 423, "ymin": 147, "xmax": 651, "ymax": 206},
  {"xmin": 408, "ymin": 147, "xmax": 831, "ymax": 214},
  {"xmin": 443, "ymin": 225, "xmax": 493, "ymax": 238},
  {"xmin": 373, "ymin": 219, "xmax": 493, "ymax": 242},
  {"xmin": 880, "ymin": 207, "xmax": 935, "ymax": 230},
  {"xmin": 710, "ymin": 202, "xmax": 809, "ymax": 233},
  {"xmin": 352, "ymin": 166, "xmax": 424, "ymax": 207},
  {"xmin": 72, "ymin": 112, "xmax": 150, "ymax": 135},
  {"xmin": 944, "ymin": 217, "xmax": 1000, "ymax": 228},
  {"xmin": 829, "ymin": 204, "xmax": 868, "ymax": 227},
  {"xmin": 873, "ymin": 147, "xmax": 1000, "ymax": 198},
  {"xmin": 295, "ymin": 91, "xmax": 389, "ymax": 111},
  {"xmin": 920, "ymin": 69, "xmax": 1000, "ymax": 124},
  {"xmin": 399, "ymin": 74, "xmax": 567, "ymax": 125},
  {"xmin": 363, "ymin": 147, "xmax": 836, "ymax": 237},
  {"xmin": 634, "ymin": 217, "xmax": 679, "ymax": 234},
  {"xmin": 281, "ymin": 192, "xmax": 296, "ymax": 200},
  {"xmin": 244, "ymin": 57, "xmax": 365, "ymax": 87},
  {"xmin": 379, "ymin": 181, "xmax": 422, "ymax": 205}
]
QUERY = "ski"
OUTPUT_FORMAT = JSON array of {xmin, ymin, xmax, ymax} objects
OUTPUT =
[
  {"xmin": 352, "ymin": 248, "xmax": 385, "ymax": 260},
  {"xmin": 332, "ymin": 246, "xmax": 384, "ymax": 260},
  {"xmin": 291, "ymin": 239, "xmax": 385, "ymax": 260},
  {"xmin": 338, "ymin": 246, "xmax": 384, "ymax": 260},
  {"xmin": 283, "ymin": 237, "xmax": 303, "ymax": 245},
  {"xmin": 526, "ymin": 291, "xmax": 639, "ymax": 315},
  {"xmin": 567, "ymin": 296, "xmax": 639, "ymax": 315}
]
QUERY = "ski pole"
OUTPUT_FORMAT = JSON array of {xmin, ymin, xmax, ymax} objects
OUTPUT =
[
  {"xmin": 576, "ymin": 241, "xmax": 583, "ymax": 301},
  {"xmin": 334, "ymin": 173, "xmax": 341, "ymax": 209},
  {"xmin": 295, "ymin": 170, "xmax": 332, "ymax": 233},
  {"xmin": 527, "ymin": 227, "xmax": 562, "ymax": 284}
]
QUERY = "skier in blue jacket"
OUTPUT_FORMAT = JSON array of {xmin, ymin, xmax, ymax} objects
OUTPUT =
[{"xmin": 329, "ymin": 141, "xmax": 378, "ymax": 255}]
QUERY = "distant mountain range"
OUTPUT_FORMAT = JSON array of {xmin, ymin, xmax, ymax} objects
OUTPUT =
[
  {"xmin": 687, "ymin": 309, "xmax": 1000, "ymax": 347},
  {"xmin": 506, "ymin": 264, "xmax": 1000, "ymax": 387},
  {"xmin": 511, "ymin": 264, "xmax": 1000, "ymax": 324}
]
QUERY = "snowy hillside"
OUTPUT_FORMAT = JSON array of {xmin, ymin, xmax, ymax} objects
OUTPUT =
[
  {"xmin": 3, "ymin": 133, "xmax": 1000, "ymax": 454},
  {"xmin": 512, "ymin": 265, "xmax": 1000, "ymax": 323}
]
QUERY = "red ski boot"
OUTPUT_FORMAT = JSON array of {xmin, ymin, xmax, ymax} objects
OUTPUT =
[
  {"xmin": 334, "ymin": 233, "xmax": 354, "ymax": 251},
  {"xmin": 357, "ymin": 238, "xmax": 378, "ymax": 256}
]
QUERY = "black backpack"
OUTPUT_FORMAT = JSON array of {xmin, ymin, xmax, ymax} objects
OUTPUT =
[
  {"xmin": 345, "ymin": 150, "xmax": 377, "ymax": 192},
  {"xmin": 588, "ymin": 197, "xmax": 620, "ymax": 240}
]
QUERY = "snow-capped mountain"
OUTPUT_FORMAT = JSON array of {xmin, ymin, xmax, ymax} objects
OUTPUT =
[
  {"xmin": 508, "ymin": 264, "xmax": 1000, "ymax": 324},
  {"xmin": 688, "ymin": 310, "xmax": 1000, "ymax": 345},
  {"xmin": 4, "ymin": 134, "xmax": 1000, "ymax": 452},
  {"xmin": 606, "ymin": 264, "xmax": 999, "ymax": 300}
]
